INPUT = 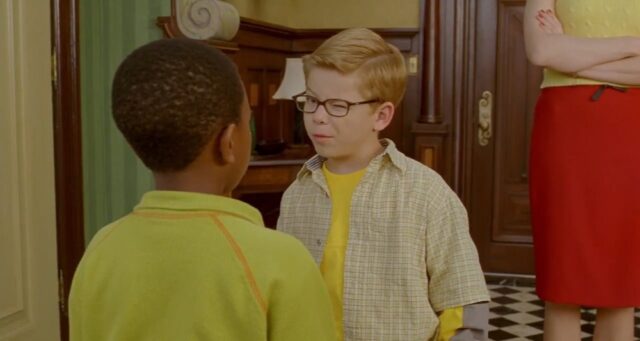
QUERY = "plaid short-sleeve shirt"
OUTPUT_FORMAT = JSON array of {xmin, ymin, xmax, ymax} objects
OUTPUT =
[{"xmin": 277, "ymin": 139, "xmax": 489, "ymax": 340}]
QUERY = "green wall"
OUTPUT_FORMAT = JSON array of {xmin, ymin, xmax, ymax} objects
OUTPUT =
[{"xmin": 80, "ymin": 0, "xmax": 170, "ymax": 243}]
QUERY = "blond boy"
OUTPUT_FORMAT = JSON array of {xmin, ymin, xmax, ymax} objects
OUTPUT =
[{"xmin": 278, "ymin": 28, "xmax": 490, "ymax": 340}]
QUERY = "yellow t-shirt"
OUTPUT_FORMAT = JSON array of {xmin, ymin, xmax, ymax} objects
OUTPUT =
[
  {"xmin": 320, "ymin": 162, "xmax": 470, "ymax": 341},
  {"xmin": 542, "ymin": 0, "xmax": 640, "ymax": 88},
  {"xmin": 321, "ymin": 164, "xmax": 366, "ymax": 341},
  {"xmin": 69, "ymin": 191, "xmax": 336, "ymax": 341}
]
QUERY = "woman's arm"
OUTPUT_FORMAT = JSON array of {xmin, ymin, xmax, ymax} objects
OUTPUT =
[
  {"xmin": 524, "ymin": 0, "xmax": 640, "ymax": 73},
  {"xmin": 577, "ymin": 56, "xmax": 640, "ymax": 86}
]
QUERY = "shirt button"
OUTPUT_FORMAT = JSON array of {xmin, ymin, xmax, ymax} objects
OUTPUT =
[{"xmin": 316, "ymin": 239, "xmax": 322, "ymax": 246}]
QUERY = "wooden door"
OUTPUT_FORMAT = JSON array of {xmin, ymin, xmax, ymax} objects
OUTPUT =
[{"xmin": 470, "ymin": 0, "xmax": 543, "ymax": 274}]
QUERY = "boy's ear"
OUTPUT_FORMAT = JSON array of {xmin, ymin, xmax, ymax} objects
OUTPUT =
[
  {"xmin": 216, "ymin": 123, "xmax": 237, "ymax": 165},
  {"xmin": 373, "ymin": 102, "xmax": 395, "ymax": 132}
]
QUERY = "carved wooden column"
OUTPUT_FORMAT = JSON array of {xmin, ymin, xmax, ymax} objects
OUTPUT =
[
  {"xmin": 420, "ymin": 0, "xmax": 441, "ymax": 124},
  {"xmin": 413, "ymin": 0, "xmax": 475, "ymax": 193}
]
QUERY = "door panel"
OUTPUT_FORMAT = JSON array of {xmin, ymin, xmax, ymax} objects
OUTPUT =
[
  {"xmin": 0, "ymin": 0, "xmax": 61, "ymax": 339},
  {"xmin": 471, "ymin": 0, "xmax": 542, "ymax": 274}
]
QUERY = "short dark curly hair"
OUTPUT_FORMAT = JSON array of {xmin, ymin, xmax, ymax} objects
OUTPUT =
[{"xmin": 112, "ymin": 38, "xmax": 244, "ymax": 172}]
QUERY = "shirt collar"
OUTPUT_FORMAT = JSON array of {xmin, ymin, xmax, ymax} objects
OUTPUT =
[
  {"xmin": 134, "ymin": 190, "xmax": 264, "ymax": 226},
  {"xmin": 296, "ymin": 138, "xmax": 407, "ymax": 179}
]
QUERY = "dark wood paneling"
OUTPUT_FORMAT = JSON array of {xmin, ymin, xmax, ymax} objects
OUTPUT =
[
  {"xmin": 415, "ymin": 0, "xmax": 539, "ymax": 274},
  {"xmin": 468, "ymin": 0, "xmax": 541, "ymax": 274},
  {"xmin": 414, "ymin": 0, "xmax": 476, "ymax": 190},
  {"xmin": 420, "ymin": 0, "xmax": 441, "ymax": 124},
  {"xmin": 413, "ymin": 122, "xmax": 449, "ymax": 173},
  {"xmin": 51, "ymin": 0, "xmax": 85, "ymax": 339},
  {"xmin": 493, "ymin": 2, "xmax": 540, "ymax": 244},
  {"xmin": 414, "ymin": 134, "xmax": 446, "ymax": 171}
]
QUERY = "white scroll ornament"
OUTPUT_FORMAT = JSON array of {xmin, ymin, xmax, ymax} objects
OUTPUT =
[{"xmin": 176, "ymin": 0, "xmax": 240, "ymax": 41}]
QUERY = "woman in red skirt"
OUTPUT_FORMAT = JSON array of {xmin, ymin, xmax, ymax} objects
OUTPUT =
[{"xmin": 525, "ymin": 0, "xmax": 640, "ymax": 340}]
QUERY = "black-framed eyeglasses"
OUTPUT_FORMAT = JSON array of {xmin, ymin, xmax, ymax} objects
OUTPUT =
[{"xmin": 292, "ymin": 93, "xmax": 380, "ymax": 117}]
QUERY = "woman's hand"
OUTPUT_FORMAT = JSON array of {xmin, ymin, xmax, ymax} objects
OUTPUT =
[{"xmin": 536, "ymin": 10, "xmax": 564, "ymax": 35}]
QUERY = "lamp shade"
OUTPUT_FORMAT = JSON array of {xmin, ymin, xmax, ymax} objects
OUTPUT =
[{"xmin": 272, "ymin": 58, "xmax": 305, "ymax": 100}]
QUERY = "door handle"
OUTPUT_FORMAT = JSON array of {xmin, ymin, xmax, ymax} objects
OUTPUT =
[{"xmin": 478, "ymin": 91, "xmax": 493, "ymax": 146}]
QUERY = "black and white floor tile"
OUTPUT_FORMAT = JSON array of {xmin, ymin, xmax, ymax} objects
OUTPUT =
[{"xmin": 487, "ymin": 284, "xmax": 640, "ymax": 340}]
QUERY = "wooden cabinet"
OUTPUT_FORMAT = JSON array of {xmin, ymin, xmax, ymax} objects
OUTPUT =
[
  {"xmin": 234, "ymin": 154, "xmax": 311, "ymax": 228},
  {"xmin": 237, "ymin": 162, "xmax": 302, "ymax": 194},
  {"xmin": 235, "ymin": 146, "xmax": 313, "ymax": 194}
]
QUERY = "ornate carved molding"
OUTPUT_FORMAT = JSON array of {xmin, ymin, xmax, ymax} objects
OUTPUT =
[
  {"xmin": 156, "ymin": 0, "xmax": 240, "ymax": 52},
  {"xmin": 176, "ymin": 0, "xmax": 239, "ymax": 40}
]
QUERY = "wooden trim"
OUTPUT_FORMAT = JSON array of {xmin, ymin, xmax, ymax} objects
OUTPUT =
[
  {"xmin": 412, "ymin": 122, "xmax": 450, "ymax": 135},
  {"xmin": 420, "ymin": 0, "xmax": 441, "ymax": 124},
  {"xmin": 412, "ymin": 122, "xmax": 449, "ymax": 182},
  {"xmin": 459, "ymin": 0, "xmax": 478, "ymax": 209},
  {"xmin": 448, "ymin": 0, "xmax": 476, "ymax": 198},
  {"xmin": 414, "ymin": 0, "xmax": 477, "ymax": 194},
  {"xmin": 158, "ymin": 13, "xmax": 419, "ymax": 41},
  {"xmin": 415, "ymin": 137, "xmax": 444, "ymax": 170},
  {"xmin": 51, "ymin": 0, "xmax": 85, "ymax": 339},
  {"xmin": 241, "ymin": 17, "xmax": 420, "ymax": 38},
  {"xmin": 157, "ymin": 14, "xmax": 419, "ymax": 54}
]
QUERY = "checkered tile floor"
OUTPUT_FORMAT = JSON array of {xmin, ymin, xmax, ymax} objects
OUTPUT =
[{"xmin": 488, "ymin": 284, "xmax": 640, "ymax": 340}]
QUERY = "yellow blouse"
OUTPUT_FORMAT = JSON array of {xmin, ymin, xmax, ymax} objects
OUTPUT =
[{"xmin": 542, "ymin": 0, "xmax": 640, "ymax": 88}]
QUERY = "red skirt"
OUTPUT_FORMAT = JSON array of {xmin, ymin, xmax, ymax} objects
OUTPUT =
[{"xmin": 530, "ymin": 85, "xmax": 640, "ymax": 307}]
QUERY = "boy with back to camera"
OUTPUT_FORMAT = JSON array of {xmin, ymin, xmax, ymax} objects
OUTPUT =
[
  {"xmin": 69, "ymin": 38, "xmax": 336, "ymax": 341},
  {"xmin": 277, "ymin": 28, "xmax": 490, "ymax": 341}
]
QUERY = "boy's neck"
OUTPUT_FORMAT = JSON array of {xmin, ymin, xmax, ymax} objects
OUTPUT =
[
  {"xmin": 324, "ymin": 140, "xmax": 385, "ymax": 174},
  {"xmin": 153, "ymin": 170, "xmax": 232, "ymax": 197}
]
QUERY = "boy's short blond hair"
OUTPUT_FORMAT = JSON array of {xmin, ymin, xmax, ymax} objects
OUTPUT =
[{"xmin": 303, "ymin": 28, "xmax": 407, "ymax": 106}]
